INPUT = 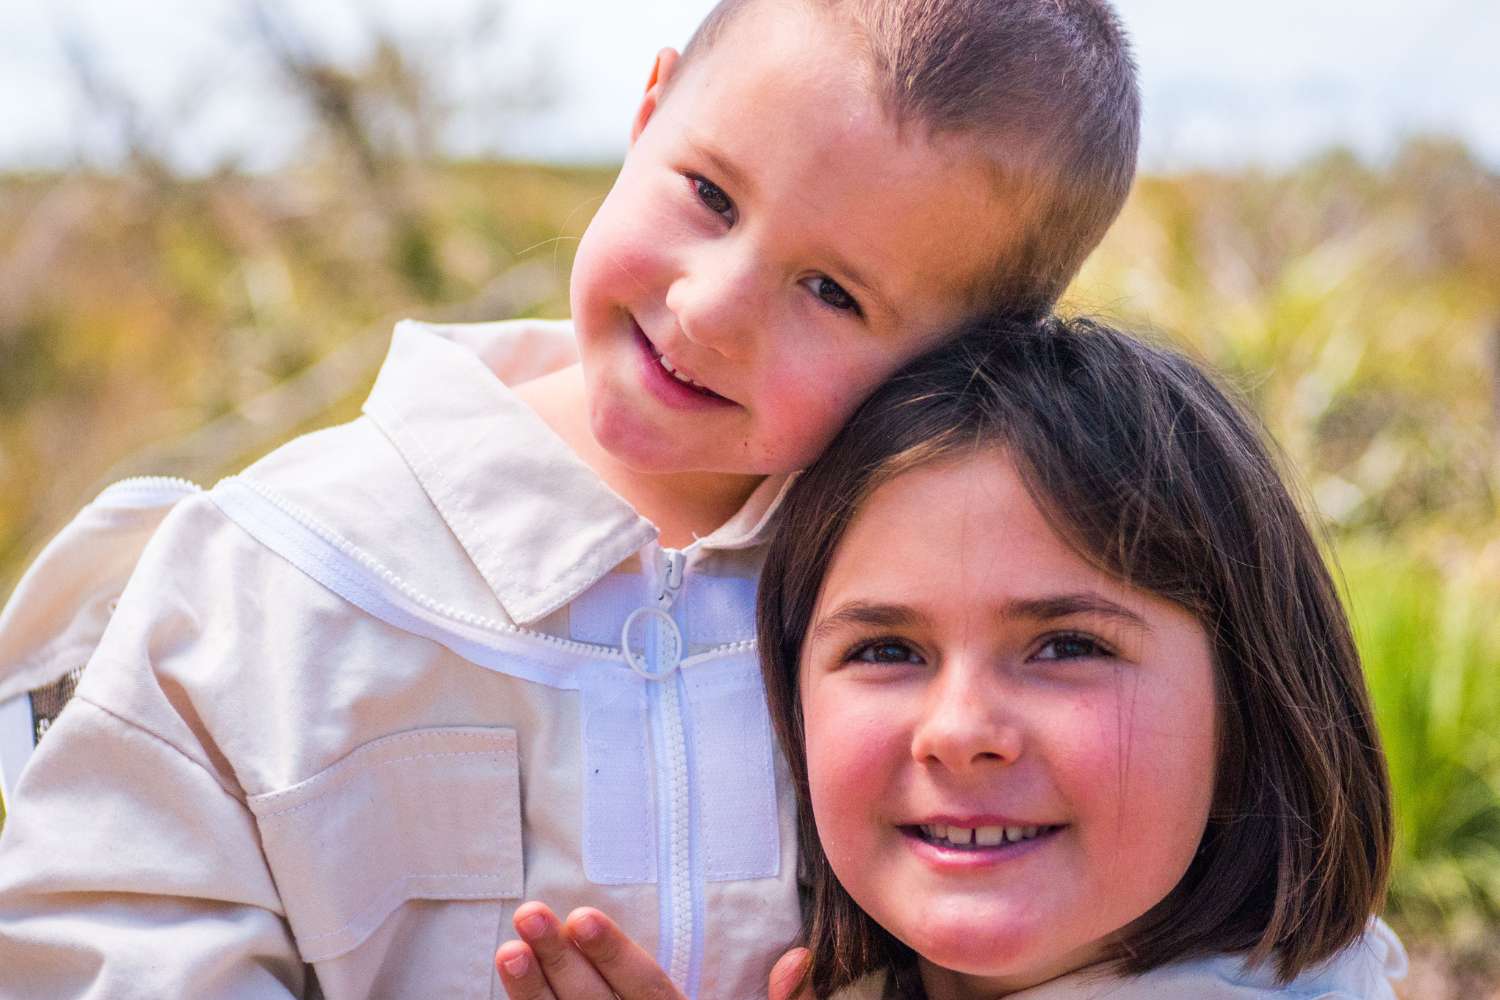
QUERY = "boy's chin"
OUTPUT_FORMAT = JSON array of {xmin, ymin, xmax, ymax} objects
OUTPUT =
[{"xmin": 587, "ymin": 409, "xmax": 711, "ymax": 477}]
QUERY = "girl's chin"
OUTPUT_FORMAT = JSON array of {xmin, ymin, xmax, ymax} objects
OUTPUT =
[{"xmin": 906, "ymin": 925, "xmax": 1106, "ymax": 997}]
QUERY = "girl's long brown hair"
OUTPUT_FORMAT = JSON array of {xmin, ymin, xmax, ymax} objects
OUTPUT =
[{"xmin": 757, "ymin": 316, "xmax": 1392, "ymax": 997}]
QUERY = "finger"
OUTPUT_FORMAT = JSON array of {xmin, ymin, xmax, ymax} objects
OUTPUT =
[
  {"xmin": 768, "ymin": 947, "xmax": 813, "ymax": 1000},
  {"xmin": 514, "ymin": 902, "xmax": 617, "ymax": 1000},
  {"xmin": 495, "ymin": 940, "xmax": 559, "ymax": 1000},
  {"xmin": 566, "ymin": 907, "xmax": 684, "ymax": 1000}
]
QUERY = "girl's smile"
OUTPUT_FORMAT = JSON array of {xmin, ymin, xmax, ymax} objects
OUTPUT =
[
  {"xmin": 799, "ymin": 449, "xmax": 1219, "ymax": 997},
  {"xmin": 899, "ymin": 821, "xmax": 1066, "ymax": 877}
]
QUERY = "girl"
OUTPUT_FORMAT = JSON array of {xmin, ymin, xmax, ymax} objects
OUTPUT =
[
  {"xmin": 756, "ymin": 315, "xmax": 1407, "ymax": 998},
  {"xmin": 495, "ymin": 316, "xmax": 1407, "ymax": 999}
]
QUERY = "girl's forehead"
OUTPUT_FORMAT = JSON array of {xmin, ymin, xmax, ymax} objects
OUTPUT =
[{"xmin": 812, "ymin": 452, "xmax": 1203, "ymax": 640}]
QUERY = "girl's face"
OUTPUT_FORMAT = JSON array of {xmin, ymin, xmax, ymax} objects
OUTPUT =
[{"xmin": 799, "ymin": 451, "xmax": 1218, "ymax": 998}]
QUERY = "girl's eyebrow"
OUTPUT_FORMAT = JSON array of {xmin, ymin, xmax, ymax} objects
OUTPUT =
[
  {"xmin": 809, "ymin": 593, "xmax": 1152, "ymax": 646},
  {"xmin": 810, "ymin": 601, "xmax": 926, "ymax": 646},
  {"xmin": 1005, "ymin": 594, "xmax": 1152, "ymax": 633}
]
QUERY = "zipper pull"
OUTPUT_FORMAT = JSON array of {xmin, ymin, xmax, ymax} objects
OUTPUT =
[{"xmin": 656, "ymin": 548, "xmax": 686, "ymax": 609}]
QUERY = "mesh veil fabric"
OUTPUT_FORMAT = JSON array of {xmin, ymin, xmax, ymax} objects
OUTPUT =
[{"xmin": 29, "ymin": 666, "xmax": 84, "ymax": 745}]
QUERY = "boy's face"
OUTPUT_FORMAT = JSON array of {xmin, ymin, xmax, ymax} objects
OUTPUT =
[{"xmin": 570, "ymin": 2, "xmax": 1013, "ymax": 477}]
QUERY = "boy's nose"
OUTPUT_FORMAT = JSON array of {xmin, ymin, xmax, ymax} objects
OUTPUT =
[
  {"xmin": 665, "ymin": 250, "xmax": 761, "ymax": 361},
  {"xmin": 909, "ymin": 666, "xmax": 1022, "ymax": 772}
]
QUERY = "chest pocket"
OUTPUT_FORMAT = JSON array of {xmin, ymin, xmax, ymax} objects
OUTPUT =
[{"xmin": 247, "ymin": 727, "xmax": 522, "ymax": 996}]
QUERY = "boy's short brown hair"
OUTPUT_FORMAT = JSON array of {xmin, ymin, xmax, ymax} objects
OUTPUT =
[
  {"xmin": 758, "ymin": 317, "xmax": 1393, "ymax": 996},
  {"xmin": 682, "ymin": 0, "xmax": 1140, "ymax": 319}
]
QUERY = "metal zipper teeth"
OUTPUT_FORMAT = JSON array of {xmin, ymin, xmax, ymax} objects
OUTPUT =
[{"xmin": 227, "ymin": 476, "xmax": 624, "ymax": 660}]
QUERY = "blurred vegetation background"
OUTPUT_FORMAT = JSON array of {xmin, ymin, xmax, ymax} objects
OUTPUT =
[{"xmin": 1, "ymin": 6, "xmax": 1498, "ymax": 998}]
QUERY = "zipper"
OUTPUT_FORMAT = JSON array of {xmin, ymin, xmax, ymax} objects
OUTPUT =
[
  {"xmin": 94, "ymin": 475, "xmax": 202, "ymax": 510},
  {"xmin": 642, "ymin": 544, "xmax": 695, "ymax": 992},
  {"xmin": 228, "ymin": 476, "xmax": 624, "ymax": 660}
]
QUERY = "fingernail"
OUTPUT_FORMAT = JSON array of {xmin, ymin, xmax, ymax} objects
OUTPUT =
[
  {"xmin": 574, "ymin": 913, "xmax": 604, "ymax": 942},
  {"xmin": 519, "ymin": 913, "xmax": 548, "ymax": 938},
  {"xmin": 502, "ymin": 951, "xmax": 531, "ymax": 977}
]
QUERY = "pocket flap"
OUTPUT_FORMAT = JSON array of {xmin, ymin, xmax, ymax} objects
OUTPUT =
[{"xmin": 247, "ymin": 727, "xmax": 522, "ymax": 962}]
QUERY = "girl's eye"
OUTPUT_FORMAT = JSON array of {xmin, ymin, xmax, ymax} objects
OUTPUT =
[
  {"xmin": 692, "ymin": 176, "xmax": 734, "ymax": 220},
  {"xmin": 1033, "ymin": 633, "xmax": 1111, "ymax": 662},
  {"xmin": 850, "ymin": 640, "xmax": 922, "ymax": 666},
  {"xmin": 808, "ymin": 276, "xmax": 860, "ymax": 314}
]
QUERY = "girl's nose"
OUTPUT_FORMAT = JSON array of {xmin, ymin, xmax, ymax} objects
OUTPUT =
[
  {"xmin": 909, "ymin": 666, "xmax": 1022, "ymax": 771},
  {"xmin": 664, "ymin": 248, "xmax": 760, "ymax": 361}
]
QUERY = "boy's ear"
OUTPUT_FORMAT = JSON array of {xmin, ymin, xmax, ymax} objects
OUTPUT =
[{"xmin": 630, "ymin": 48, "xmax": 682, "ymax": 145}]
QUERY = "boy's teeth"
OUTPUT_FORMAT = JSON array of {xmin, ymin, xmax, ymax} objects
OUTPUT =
[{"xmin": 658, "ymin": 353, "xmax": 707, "ymax": 389}]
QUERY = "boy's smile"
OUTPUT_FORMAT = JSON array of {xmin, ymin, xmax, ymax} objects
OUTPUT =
[{"xmin": 565, "ymin": 2, "xmax": 1012, "ymax": 490}]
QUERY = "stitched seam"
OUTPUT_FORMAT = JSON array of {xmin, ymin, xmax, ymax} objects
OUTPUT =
[
  {"xmin": 378, "ymin": 401, "xmax": 514, "ymax": 603},
  {"xmin": 214, "ymin": 484, "xmax": 608, "ymax": 690},
  {"xmin": 251, "ymin": 729, "xmax": 502, "ymax": 797},
  {"xmin": 73, "ymin": 694, "xmax": 246, "ymax": 802},
  {"xmin": 289, "ymin": 746, "xmax": 519, "ymax": 947},
  {"xmin": 379, "ymin": 396, "xmax": 651, "ymax": 611},
  {"xmin": 508, "ymin": 537, "xmax": 648, "ymax": 608},
  {"xmin": 256, "ymin": 749, "xmax": 510, "ymax": 821},
  {"xmin": 298, "ymin": 876, "xmax": 518, "ymax": 944},
  {"xmin": 222, "ymin": 477, "xmax": 619, "ymax": 659}
]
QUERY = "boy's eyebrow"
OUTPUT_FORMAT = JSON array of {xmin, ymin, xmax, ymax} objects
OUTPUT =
[
  {"xmin": 688, "ymin": 136, "xmax": 895, "ymax": 319},
  {"xmin": 809, "ymin": 592, "xmax": 1152, "ymax": 645},
  {"xmin": 688, "ymin": 138, "xmax": 755, "ymax": 200},
  {"xmin": 820, "ymin": 249, "xmax": 896, "ymax": 319}
]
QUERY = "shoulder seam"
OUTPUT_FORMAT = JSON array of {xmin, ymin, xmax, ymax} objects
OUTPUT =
[{"xmin": 72, "ymin": 693, "xmax": 247, "ymax": 803}]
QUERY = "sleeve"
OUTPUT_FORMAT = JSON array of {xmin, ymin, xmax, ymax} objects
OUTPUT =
[
  {"xmin": 0, "ymin": 694, "xmax": 306, "ymax": 999},
  {"xmin": 0, "ymin": 500, "xmax": 309, "ymax": 999}
]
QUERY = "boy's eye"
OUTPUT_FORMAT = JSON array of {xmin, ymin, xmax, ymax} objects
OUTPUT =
[
  {"xmin": 850, "ymin": 639, "xmax": 922, "ymax": 665},
  {"xmin": 1033, "ymin": 633, "xmax": 1111, "ymax": 662},
  {"xmin": 692, "ymin": 176, "xmax": 734, "ymax": 220},
  {"xmin": 808, "ymin": 276, "xmax": 860, "ymax": 314}
]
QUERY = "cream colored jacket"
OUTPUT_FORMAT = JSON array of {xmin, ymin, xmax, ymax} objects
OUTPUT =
[
  {"xmin": 0, "ymin": 320, "xmax": 804, "ymax": 999},
  {"xmin": 845, "ymin": 919, "xmax": 1407, "ymax": 998}
]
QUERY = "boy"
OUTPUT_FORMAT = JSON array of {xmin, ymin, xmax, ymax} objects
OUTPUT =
[{"xmin": 0, "ymin": 0, "xmax": 1138, "ymax": 997}]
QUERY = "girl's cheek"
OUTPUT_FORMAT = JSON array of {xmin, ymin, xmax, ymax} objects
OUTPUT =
[
  {"xmin": 1044, "ymin": 691, "xmax": 1131, "ymax": 803},
  {"xmin": 1057, "ymin": 676, "xmax": 1214, "ymax": 889},
  {"xmin": 805, "ymin": 694, "xmax": 905, "ymax": 817}
]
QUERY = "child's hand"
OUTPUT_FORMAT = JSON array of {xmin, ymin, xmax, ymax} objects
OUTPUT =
[{"xmin": 495, "ymin": 901, "xmax": 812, "ymax": 1000}]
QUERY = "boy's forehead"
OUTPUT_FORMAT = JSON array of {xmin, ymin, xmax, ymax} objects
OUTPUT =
[{"xmin": 676, "ymin": 0, "xmax": 873, "ymax": 106}]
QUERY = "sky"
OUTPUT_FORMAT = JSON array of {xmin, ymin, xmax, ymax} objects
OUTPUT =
[{"xmin": 0, "ymin": 0, "xmax": 1496, "ymax": 174}]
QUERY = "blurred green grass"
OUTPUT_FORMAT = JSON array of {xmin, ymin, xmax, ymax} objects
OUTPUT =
[{"xmin": 1, "ymin": 140, "xmax": 1498, "ymax": 980}]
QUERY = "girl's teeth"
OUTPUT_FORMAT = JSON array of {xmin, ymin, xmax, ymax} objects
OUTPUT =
[{"xmin": 922, "ymin": 824, "xmax": 1051, "ymax": 847}]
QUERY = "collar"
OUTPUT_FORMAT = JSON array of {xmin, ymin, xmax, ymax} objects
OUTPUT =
[{"xmin": 361, "ymin": 319, "xmax": 791, "ymax": 625}]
